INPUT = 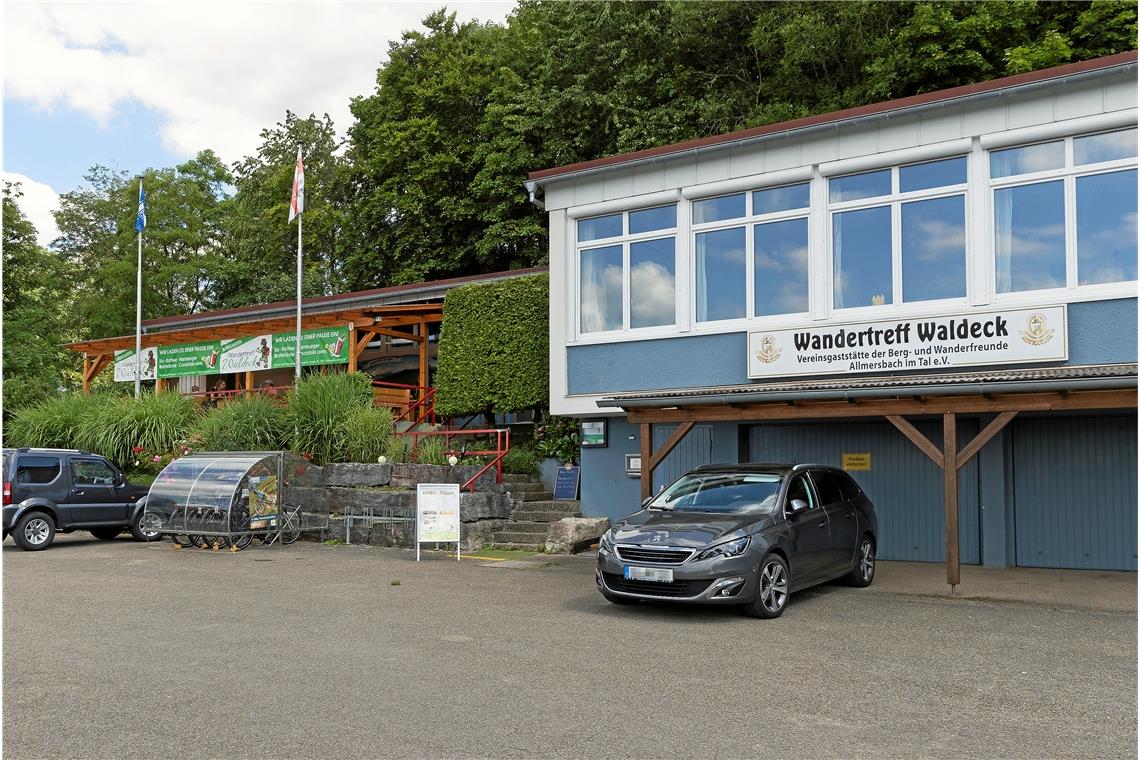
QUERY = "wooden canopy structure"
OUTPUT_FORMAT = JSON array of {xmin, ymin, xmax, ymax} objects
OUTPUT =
[
  {"xmin": 68, "ymin": 303, "xmax": 444, "ymax": 393},
  {"xmin": 601, "ymin": 365, "xmax": 1137, "ymax": 590}
]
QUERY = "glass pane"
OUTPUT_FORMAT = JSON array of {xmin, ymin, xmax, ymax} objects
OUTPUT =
[
  {"xmin": 695, "ymin": 227, "xmax": 746, "ymax": 321},
  {"xmin": 1075, "ymin": 128, "xmax": 1138, "ymax": 165},
  {"xmin": 754, "ymin": 218, "xmax": 809, "ymax": 316},
  {"xmin": 990, "ymin": 141, "xmax": 1063, "ymax": 178},
  {"xmin": 629, "ymin": 205, "xmax": 677, "ymax": 234},
  {"xmin": 693, "ymin": 193, "xmax": 746, "ymax": 224},
  {"xmin": 753, "ymin": 183, "xmax": 810, "ymax": 214},
  {"xmin": 1077, "ymin": 169, "xmax": 1138, "ymax": 285},
  {"xmin": 829, "ymin": 169, "xmax": 891, "ymax": 203},
  {"xmin": 902, "ymin": 195, "xmax": 966, "ymax": 302},
  {"xmin": 994, "ymin": 180, "xmax": 1065, "ymax": 293},
  {"xmin": 629, "ymin": 237, "xmax": 676, "ymax": 328},
  {"xmin": 580, "ymin": 245, "xmax": 623, "ymax": 332},
  {"xmin": 833, "ymin": 206, "xmax": 892, "ymax": 308},
  {"xmin": 900, "ymin": 157, "xmax": 967, "ymax": 192},
  {"xmin": 577, "ymin": 213, "xmax": 622, "ymax": 242}
]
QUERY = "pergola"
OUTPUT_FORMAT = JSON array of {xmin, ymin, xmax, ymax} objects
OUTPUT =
[
  {"xmin": 67, "ymin": 303, "xmax": 444, "ymax": 394},
  {"xmin": 601, "ymin": 364, "xmax": 1138, "ymax": 590}
]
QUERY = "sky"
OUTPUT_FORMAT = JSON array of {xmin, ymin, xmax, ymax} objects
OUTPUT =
[{"xmin": 2, "ymin": 2, "xmax": 516, "ymax": 247}]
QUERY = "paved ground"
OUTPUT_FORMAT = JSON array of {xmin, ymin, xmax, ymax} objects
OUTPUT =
[{"xmin": 4, "ymin": 533, "xmax": 1136, "ymax": 759}]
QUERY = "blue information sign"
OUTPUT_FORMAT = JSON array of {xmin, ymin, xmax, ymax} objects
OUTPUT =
[{"xmin": 553, "ymin": 465, "xmax": 580, "ymax": 501}]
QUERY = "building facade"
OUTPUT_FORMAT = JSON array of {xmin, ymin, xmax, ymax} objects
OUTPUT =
[{"xmin": 530, "ymin": 53, "xmax": 1138, "ymax": 572}]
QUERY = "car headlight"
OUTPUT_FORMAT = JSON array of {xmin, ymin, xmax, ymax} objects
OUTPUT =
[
  {"xmin": 695, "ymin": 536, "xmax": 750, "ymax": 562},
  {"xmin": 598, "ymin": 529, "xmax": 615, "ymax": 555}
]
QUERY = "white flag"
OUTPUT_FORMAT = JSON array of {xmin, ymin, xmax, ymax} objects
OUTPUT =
[{"xmin": 288, "ymin": 146, "xmax": 304, "ymax": 223}]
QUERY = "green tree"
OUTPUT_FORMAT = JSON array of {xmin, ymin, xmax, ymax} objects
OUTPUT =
[
  {"xmin": 2, "ymin": 183, "xmax": 76, "ymax": 414},
  {"xmin": 218, "ymin": 111, "xmax": 346, "ymax": 307}
]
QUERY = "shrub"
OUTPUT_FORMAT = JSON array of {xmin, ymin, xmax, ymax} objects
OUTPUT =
[
  {"xmin": 288, "ymin": 372, "xmax": 373, "ymax": 465},
  {"xmin": 384, "ymin": 435, "xmax": 410, "ymax": 464},
  {"xmin": 434, "ymin": 273, "xmax": 549, "ymax": 417},
  {"xmin": 340, "ymin": 405, "xmax": 393, "ymax": 463},
  {"xmin": 502, "ymin": 444, "xmax": 540, "ymax": 476},
  {"xmin": 414, "ymin": 434, "xmax": 448, "ymax": 465},
  {"xmin": 75, "ymin": 393, "xmax": 198, "ymax": 468},
  {"xmin": 534, "ymin": 414, "xmax": 580, "ymax": 464},
  {"xmin": 193, "ymin": 395, "xmax": 290, "ymax": 453},
  {"xmin": 5, "ymin": 394, "xmax": 104, "ymax": 449}
]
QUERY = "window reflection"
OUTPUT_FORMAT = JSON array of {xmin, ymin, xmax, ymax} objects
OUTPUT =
[
  {"xmin": 577, "ymin": 214, "xmax": 622, "ymax": 242},
  {"xmin": 990, "ymin": 141, "xmax": 1064, "ymax": 178},
  {"xmin": 580, "ymin": 245, "xmax": 623, "ymax": 332},
  {"xmin": 902, "ymin": 196, "xmax": 966, "ymax": 301},
  {"xmin": 754, "ymin": 218, "xmax": 809, "ymax": 316},
  {"xmin": 994, "ymin": 180, "xmax": 1065, "ymax": 292},
  {"xmin": 900, "ymin": 157, "xmax": 967, "ymax": 193},
  {"xmin": 829, "ymin": 169, "xmax": 891, "ymax": 202},
  {"xmin": 833, "ymin": 206, "xmax": 892, "ymax": 308},
  {"xmin": 629, "ymin": 205, "xmax": 677, "ymax": 234},
  {"xmin": 630, "ymin": 238, "xmax": 676, "ymax": 328},
  {"xmin": 696, "ymin": 227, "xmax": 746, "ymax": 321},
  {"xmin": 693, "ymin": 193, "xmax": 746, "ymax": 224},
  {"xmin": 1077, "ymin": 169, "xmax": 1138, "ymax": 285},
  {"xmin": 753, "ymin": 183, "xmax": 810, "ymax": 214},
  {"xmin": 1074, "ymin": 128, "xmax": 1138, "ymax": 166}
]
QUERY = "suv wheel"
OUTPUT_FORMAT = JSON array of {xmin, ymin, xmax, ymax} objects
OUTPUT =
[
  {"xmin": 131, "ymin": 510, "xmax": 163, "ymax": 542},
  {"xmin": 14, "ymin": 511, "xmax": 55, "ymax": 551},
  {"xmin": 743, "ymin": 554, "xmax": 789, "ymax": 619}
]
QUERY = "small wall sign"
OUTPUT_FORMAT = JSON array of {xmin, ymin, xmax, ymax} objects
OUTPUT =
[
  {"xmin": 554, "ymin": 465, "xmax": 581, "ymax": 500},
  {"xmin": 843, "ymin": 453, "xmax": 872, "ymax": 471},
  {"xmin": 580, "ymin": 419, "xmax": 607, "ymax": 448},
  {"xmin": 624, "ymin": 454, "xmax": 641, "ymax": 478}
]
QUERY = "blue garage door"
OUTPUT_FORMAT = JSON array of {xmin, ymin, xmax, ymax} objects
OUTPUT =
[
  {"xmin": 1012, "ymin": 415, "xmax": 1137, "ymax": 571},
  {"xmin": 652, "ymin": 424, "xmax": 714, "ymax": 493},
  {"xmin": 747, "ymin": 420, "xmax": 980, "ymax": 564}
]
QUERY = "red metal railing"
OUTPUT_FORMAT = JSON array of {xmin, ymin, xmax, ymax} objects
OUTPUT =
[
  {"xmin": 372, "ymin": 380, "xmax": 436, "ymax": 427},
  {"xmin": 403, "ymin": 428, "xmax": 510, "ymax": 491}
]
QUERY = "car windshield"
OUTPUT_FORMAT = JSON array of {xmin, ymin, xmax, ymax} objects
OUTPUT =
[{"xmin": 648, "ymin": 473, "xmax": 783, "ymax": 514}]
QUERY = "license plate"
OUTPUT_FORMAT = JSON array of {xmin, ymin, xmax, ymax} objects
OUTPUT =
[{"xmin": 624, "ymin": 565, "xmax": 674, "ymax": 583}]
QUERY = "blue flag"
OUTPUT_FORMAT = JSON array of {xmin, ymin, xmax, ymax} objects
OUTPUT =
[{"xmin": 135, "ymin": 181, "xmax": 146, "ymax": 232}]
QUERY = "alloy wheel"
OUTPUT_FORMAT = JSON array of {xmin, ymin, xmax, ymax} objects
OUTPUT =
[
  {"xmin": 759, "ymin": 561, "xmax": 788, "ymax": 613},
  {"xmin": 23, "ymin": 518, "xmax": 50, "ymax": 545},
  {"xmin": 139, "ymin": 513, "xmax": 162, "ymax": 539},
  {"xmin": 860, "ymin": 540, "xmax": 875, "ymax": 582}
]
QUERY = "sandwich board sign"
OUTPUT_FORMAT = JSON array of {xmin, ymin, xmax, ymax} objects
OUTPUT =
[{"xmin": 416, "ymin": 483, "xmax": 461, "ymax": 561}]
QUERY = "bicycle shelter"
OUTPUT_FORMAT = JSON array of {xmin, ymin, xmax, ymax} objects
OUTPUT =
[{"xmin": 142, "ymin": 452, "xmax": 327, "ymax": 549}]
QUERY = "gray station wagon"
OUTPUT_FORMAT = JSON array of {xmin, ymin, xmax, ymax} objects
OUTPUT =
[{"xmin": 596, "ymin": 463, "xmax": 877, "ymax": 618}]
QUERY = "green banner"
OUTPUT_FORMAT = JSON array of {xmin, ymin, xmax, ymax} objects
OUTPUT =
[
  {"xmin": 157, "ymin": 340, "xmax": 222, "ymax": 378},
  {"xmin": 271, "ymin": 327, "xmax": 349, "ymax": 368}
]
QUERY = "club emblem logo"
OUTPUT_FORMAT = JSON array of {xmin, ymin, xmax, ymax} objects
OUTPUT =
[
  {"xmin": 1020, "ymin": 313, "xmax": 1054, "ymax": 346},
  {"xmin": 754, "ymin": 335, "xmax": 781, "ymax": 363}
]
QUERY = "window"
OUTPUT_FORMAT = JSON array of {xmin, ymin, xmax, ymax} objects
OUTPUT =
[
  {"xmin": 71, "ymin": 459, "xmax": 117, "ymax": 486},
  {"xmin": 830, "ymin": 157, "xmax": 967, "ymax": 309},
  {"xmin": 784, "ymin": 474, "xmax": 817, "ymax": 511},
  {"xmin": 694, "ymin": 183, "xmax": 810, "ymax": 323},
  {"xmin": 811, "ymin": 471, "xmax": 845, "ymax": 506},
  {"xmin": 16, "ymin": 456, "xmax": 61, "ymax": 484},
  {"xmin": 837, "ymin": 473, "xmax": 863, "ymax": 501},
  {"xmin": 578, "ymin": 204, "xmax": 677, "ymax": 334},
  {"xmin": 991, "ymin": 128, "xmax": 1137, "ymax": 293}
]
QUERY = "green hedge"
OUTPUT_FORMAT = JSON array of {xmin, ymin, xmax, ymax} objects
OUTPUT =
[{"xmin": 435, "ymin": 273, "xmax": 549, "ymax": 416}]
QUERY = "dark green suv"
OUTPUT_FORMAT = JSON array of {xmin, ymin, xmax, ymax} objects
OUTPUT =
[{"xmin": 2, "ymin": 448, "xmax": 159, "ymax": 550}]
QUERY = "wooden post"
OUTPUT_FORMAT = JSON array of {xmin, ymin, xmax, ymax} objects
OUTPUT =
[
  {"xmin": 943, "ymin": 413, "xmax": 959, "ymax": 589},
  {"xmin": 82, "ymin": 355, "xmax": 91, "ymax": 395},
  {"xmin": 245, "ymin": 370, "xmax": 253, "ymax": 398},
  {"xmin": 348, "ymin": 324, "xmax": 357, "ymax": 373},
  {"xmin": 417, "ymin": 321, "xmax": 428, "ymax": 391},
  {"xmin": 155, "ymin": 377, "xmax": 164, "ymax": 395},
  {"xmin": 640, "ymin": 423, "xmax": 652, "ymax": 502}
]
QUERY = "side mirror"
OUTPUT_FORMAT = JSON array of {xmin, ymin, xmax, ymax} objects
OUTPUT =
[
  {"xmin": 114, "ymin": 472, "xmax": 125, "ymax": 487},
  {"xmin": 788, "ymin": 499, "xmax": 809, "ymax": 515}
]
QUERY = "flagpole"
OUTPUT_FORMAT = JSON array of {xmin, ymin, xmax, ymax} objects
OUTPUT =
[
  {"xmin": 295, "ymin": 210, "xmax": 302, "ymax": 380},
  {"xmin": 134, "ymin": 179, "xmax": 143, "ymax": 399}
]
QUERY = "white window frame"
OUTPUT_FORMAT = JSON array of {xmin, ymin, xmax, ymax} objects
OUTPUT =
[
  {"xmin": 689, "ymin": 182, "xmax": 813, "ymax": 331},
  {"xmin": 826, "ymin": 158, "xmax": 971, "ymax": 319},
  {"xmin": 986, "ymin": 128, "xmax": 1138, "ymax": 305}
]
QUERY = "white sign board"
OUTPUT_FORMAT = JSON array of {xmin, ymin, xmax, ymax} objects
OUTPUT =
[
  {"xmin": 220, "ymin": 334, "xmax": 273, "ymax": 373},
  {"xmin": 748, "ymin": 305, "xmax": 1067, "ymax": 379},
  {"xmin": 113, "ymin": 347, "xmax": 158, "ymax": 382},
  {"xmin": 416, "ymin": 483, "xmax": 461, "ymax": 561}
]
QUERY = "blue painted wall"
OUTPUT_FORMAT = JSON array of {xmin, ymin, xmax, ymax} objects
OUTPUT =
[{"xmin": 567, "ymin": 298, "xmax": 1137, "ymax": 395}]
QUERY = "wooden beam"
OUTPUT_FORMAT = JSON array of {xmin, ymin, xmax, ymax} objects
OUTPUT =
[
  {"xmin": 417, "ymin": 322, "xmax": 428, "ymax": 390},
  {"xmin": 372, "ymin": 327, "xmax": 423, "ymax": 342},
  {"xmin": 885, "ymin": 415, "xmax": 944, "ymax": 468},
  {"xmin": 943, "ymin": 413, "xmax": 960, "ymax": 588},
  {"xmin": 348, "ymin": 326, "xmax": 357, "ymax": 373},
  {"xmin": 625, "ymin": 389, "xmax": 1137, "ymax": 423},
  {"xmin": 354, "ymin": 331, "xmax": 377, "ymax": 359},
  {"xmin": 245, "ymin": 370, "xmax": 253, "ymax": 398},
  {"xmin": 640, "ymin": 423, "xmax": 652, "ymax": 502},
  {"xmin": 956, "ymin": 411, "xmax": 1018, "ymax": 470},
  {"xmin": 647, "ymin": 422, "xmax": 696, "ymax": 474},
  {"xmin": 82, "ymin": 355, "xmax": 91, "ymax": 395}
]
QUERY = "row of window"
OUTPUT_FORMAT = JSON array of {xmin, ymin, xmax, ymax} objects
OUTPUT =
[{"xmin": 576, "ymin": 127, "xmax": 1137, "ymax": 336}]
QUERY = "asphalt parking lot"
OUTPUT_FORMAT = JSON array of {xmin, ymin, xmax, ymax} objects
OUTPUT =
[{"xmin": 4, "ymin": 533, "xmax": 1136, "ymax": 759}]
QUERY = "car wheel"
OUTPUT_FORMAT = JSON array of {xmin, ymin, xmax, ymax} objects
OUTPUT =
[
  {"xmin": 90, "ymin": 527, "xmax": 122, "ymax": 540},
  {"xmin": 743, "ymin": 554, "xmax": 790, "ymax": 619},
  {"xmin": 846, "ymin": 536, "xmax": 875, "ymax": 588},
  {"xmin": 131, "ymin": 511, "xmax": 163, "ymax": 542},
  {"xmin": 14, "ymin": 511, "xmax": 55, "ymax": 551}
]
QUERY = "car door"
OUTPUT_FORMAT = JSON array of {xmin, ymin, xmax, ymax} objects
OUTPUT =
[
  {"xmin": 68, "ymin": 458, "xmax": 129, "ymax": 525},
  {"xmin": 812, "ymin": 469, "xmax": 858, "ymax": 574},
  {"xmin": 782, "ymin": 472, "xmax": 831, "ymax": 586},
  {"xmin": 13, "ymin": 454, "xmax": 72, "ymax": 522}
]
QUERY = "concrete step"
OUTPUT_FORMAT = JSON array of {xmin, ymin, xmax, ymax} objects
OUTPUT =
[
  {"xmin": 500, "ymin": 473, "xmax": 541, "ymax": 484},
  {"xmin": 510, "ymin": 509, "xmax": 582, "ymax": 523},
  {"xmin": 488, "ymin": 532, "xmax": 549, "ymax": 545},
  {"xmin": 519, "ymin": 499, "xmax": 580, "ymax": 511},
  {"xmin": 514, "ymin": 491, "xmax": 555, "ymax": 502},
  {"xmin": 503, "ymin": 481, "xmax": 547, "ymax": 493}
]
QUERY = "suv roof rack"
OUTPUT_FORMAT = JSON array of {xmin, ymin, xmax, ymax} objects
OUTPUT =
[{"xmin": 11, "ymin": 447, "xmax": 91, "ymax": 454}]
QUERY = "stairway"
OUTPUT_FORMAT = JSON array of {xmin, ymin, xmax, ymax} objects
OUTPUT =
[{"xmin": 488, "ymin": 473, "xmax": 580, "ymax": 549}]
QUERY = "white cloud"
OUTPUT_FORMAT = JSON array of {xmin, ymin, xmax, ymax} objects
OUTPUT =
[
  {"xmin": 3, "ymin": 2, "xmax": 516, "ymax": 165},
  {"xmin": 2, "ymin": 172, "xmax": 61, "ymax": 247}
]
